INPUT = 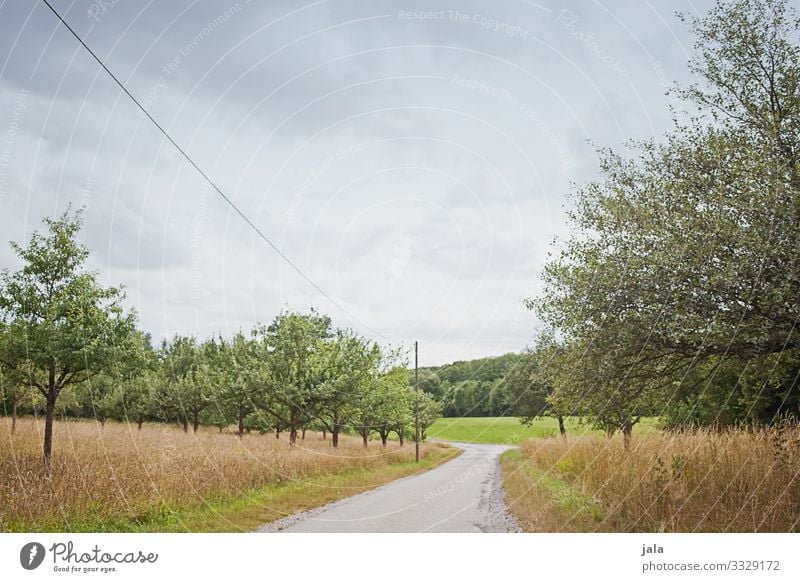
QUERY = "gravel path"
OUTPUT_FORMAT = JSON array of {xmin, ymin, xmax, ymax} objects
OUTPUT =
[{"xmin": 257, "ymin": 442, "xmax": 520, "ymax": 533}]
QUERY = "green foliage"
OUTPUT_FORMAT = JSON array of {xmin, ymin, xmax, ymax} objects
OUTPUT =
[
  {"xmin": 416, "ymin": 391, "xmax": 441, "ymax": 440},
  {"xmin": 0, "ymin": 207, "xmax": 138, "ymax": 458},
  {"xmin": 502, "ymin": 349, "xmax": 551, "ymax": 424},
  {"xmin": 315, "ymin": 328, "xmax": 382, "ymax": 445},
  {"xmin": 369, "ymin": 367, "xmax": 414, "ymax": 445},
  {"xmin": 117, "ymin": 370, "xmax": 157, "ymax": 429},
  {"xmin": 253, "ymin": 310, "xmax": 332, "ymax": 443},
  {"xmin": 530, "ymin": 0, "xmax": 800, "ymax": 433},
  {"xmin": 0, "ymin": 339, "xmax": 27, "ymax": 421},
  {"xmin": 429, "ymin": 416, "xmax": 661, "ymax": 445},
  {"xmin": 0, "ymin": 209, "xmax": 517, "ymax": 455},
  {"xmin": 418, "ymin": 353, "xmax": 525, "ymax": 417},
  {"xmin": 0, "ymin": 209, "xmax": 138, "ymax": 385},
  {"xmin": 74, "ymin": 373, "xmax": 119, "ymax": 425},
  {"xmin": 211, "ymin": 332, "xmax": 260, "ymax": 436}
]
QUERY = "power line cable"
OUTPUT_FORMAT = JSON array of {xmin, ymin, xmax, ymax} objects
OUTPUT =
[{"xmin": 38, "ymin": 0, "xmax": 388, "ymax": 340}]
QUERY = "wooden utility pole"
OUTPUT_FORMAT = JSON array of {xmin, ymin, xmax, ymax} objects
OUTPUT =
[{"xmin": 415, "ymin": 340, "xmax": 420, "ymax": 462}]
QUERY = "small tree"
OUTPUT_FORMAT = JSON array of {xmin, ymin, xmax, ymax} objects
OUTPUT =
[
  {"xmin": 158, "ymin": 335, "xmax": 215, "ymax": 432},
  {"xmin": 417, "ymin": 391, "xmax": 441, "ymax": 441},
  {"xmin": 372, "ymin": 368, "xmax": 411, "ymax": 446},
  {"xmin": 255, "ymin": 310, "xmax": 332, "ymax": 445},
  {"xmin": 317, "ymin": 330, "xmax": 381, "ymax": 448},
  {"xmin": 390, "ymin": 386, "xmax": 415, "ymax": 446},
  {"xmin": 215, "ymin": 332, "xmax": 260, "ymax": 437},
  {"xmin": 76, "ymin": 372, "xmax": 118, "ymax": 427},
  {"xmin": 119, "ymin": 370, "xmax": 157, "ymax": 430},
  {"xmin": 0, "ymin": 345, "xmax": 26, "ymax": 431},
  {"xmin": 502, "ymin": 350, "xmax": 552, "ymax": 427},
  {"xmin": 0, "ymin": 209, "xmax": 137, "ymax": 461},
  {"xmin": 350, "ymin": 380, "xmax": 384, "ymax": 448},
  {"xmin": 349, "ymin": 349, "xmax": 405, "ymax": 447}
]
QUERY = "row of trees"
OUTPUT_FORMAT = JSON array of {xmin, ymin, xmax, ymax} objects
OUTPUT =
[
  {"xmin": 415, "ymin": 353, "xmax": 531, "ymax": 417},
  {"xmin": 515, "ymin": 0, "xmax": 800, "ymax": 446},
  {"xmin": 0, "ymin": 211, "xmax": 438, "ymax": 461}
]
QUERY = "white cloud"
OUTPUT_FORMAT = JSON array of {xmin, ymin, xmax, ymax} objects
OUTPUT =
[{"xmin": 0, "ymin": 0, "xmax": 710, "ymax": 365}]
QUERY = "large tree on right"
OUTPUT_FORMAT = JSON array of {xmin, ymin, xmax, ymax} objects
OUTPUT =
[{"xmin": 534, "ymin": 0, "xmax": 800, "ymax": 433}]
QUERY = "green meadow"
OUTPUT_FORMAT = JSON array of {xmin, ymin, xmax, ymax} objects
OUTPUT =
[{"xmin": 428, "ymin": 416, "xmax": 660, "ymax": 445}]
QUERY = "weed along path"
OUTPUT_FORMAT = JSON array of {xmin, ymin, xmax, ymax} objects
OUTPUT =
[{"xmin": 258, "ymin": 443, "xmax": 519, "ymax": 533}]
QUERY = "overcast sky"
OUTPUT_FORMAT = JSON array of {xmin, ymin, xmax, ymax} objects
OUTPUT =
[{"xmin": 0, "ymin": 0, "xmax": 716, "ymax": 365}]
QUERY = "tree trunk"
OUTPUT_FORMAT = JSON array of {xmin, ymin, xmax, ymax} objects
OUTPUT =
[
  {"xmin": 622, "ymin": 419, "xmax": 633, "ymax": 451},
  {"xmin": 181, "ymin": 415, "xmax": 189, "ymax": 433},
  {"xmin": 322, "ymin": 427, "xmax": 326, "ymax": 440},
  {"xmin": 289, "ymin": 413, "xmax": 298, "ymax": 446},
  {"xmin": 43, "ymin": 391, "xmax": 56, "ymax": 463},
  {"xmin": 238, "ymin": 405, "xmax": 245, "ymax": 437},
  {"xmin": 192, "ymin": 412, "xmax": 200, "ymax": 433},
  {"xmin": 301, "ymin": 428, "xmax": 306, "ymax": 440},
  {"xmin": 381, "ymin": 433, "xmax": 388, "ymax": 446},
  {"xmin": 42, "ymin": 365, "xmax": 58, "ymax": 464},
  {"xmin": 137, "ymin": 420, "xmax": 143, "ymax": 431},
  {"xmin": 332, "ymin": 413, "xmax": 340, "ymax": 448},
  {"xmin": 361, "ymin": 429, "xmax": 368, "ymax": 448},
  {"xmin": 11, "ymin": 400, "xmax": 17, "ymax": 432},
  {"xmin": 275, "ymin": 428, "xmax": 280, "ymax": 439},
  {"xmin": 558, "ymin": 415, "xmax": 566, "ymax": 440},
  {"xmin": 399, "ymin": 431, "xmax": 404, "ymax": 446}
]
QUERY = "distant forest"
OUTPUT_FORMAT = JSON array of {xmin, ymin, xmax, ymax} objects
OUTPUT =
[{"xmin": 414, "ymin": 353, "xmax": 525, "ymax": 417}]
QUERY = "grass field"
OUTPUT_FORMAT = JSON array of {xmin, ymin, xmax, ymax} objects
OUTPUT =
[
  {"xmin": 502, "ymin": 427, "xmax": 800, "ymax": 532},
  {"xmin": 0, "ymin": 417, "xmax": 455, "ymax": 532},
  {"xmin": 428, "ymin": 416, "xmax": 660, "ymax": 445}
]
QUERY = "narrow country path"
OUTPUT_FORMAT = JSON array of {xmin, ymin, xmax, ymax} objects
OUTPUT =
[{"xmin": 257, "ymin": 443, "xmax": 519, "ymax": 533}]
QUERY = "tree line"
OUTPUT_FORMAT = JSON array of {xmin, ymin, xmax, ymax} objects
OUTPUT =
[
  {"xmin": 514, "ymin": 0, "xmax": 800, "ymax": 447},
  {"xmin": 414, "ymin": 353, "xmax": 528, "ymax": 417},
  {"xmin": 0, "ymin": 211, "xmax": 439, "ymax": 461}
]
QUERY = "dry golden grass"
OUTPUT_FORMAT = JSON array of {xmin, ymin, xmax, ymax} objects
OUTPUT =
[
  {"xmin": 503, "ymin": 426, "xmax": 800, "ymax": 532},
  {"xmin": 0, "ymin": 417, "xmax": 446, "ymax": 532}
]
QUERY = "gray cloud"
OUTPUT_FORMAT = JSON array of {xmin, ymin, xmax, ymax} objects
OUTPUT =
[{"xmin": 0, "ymin": 0, "xmax": 712, "ymax": 365}]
